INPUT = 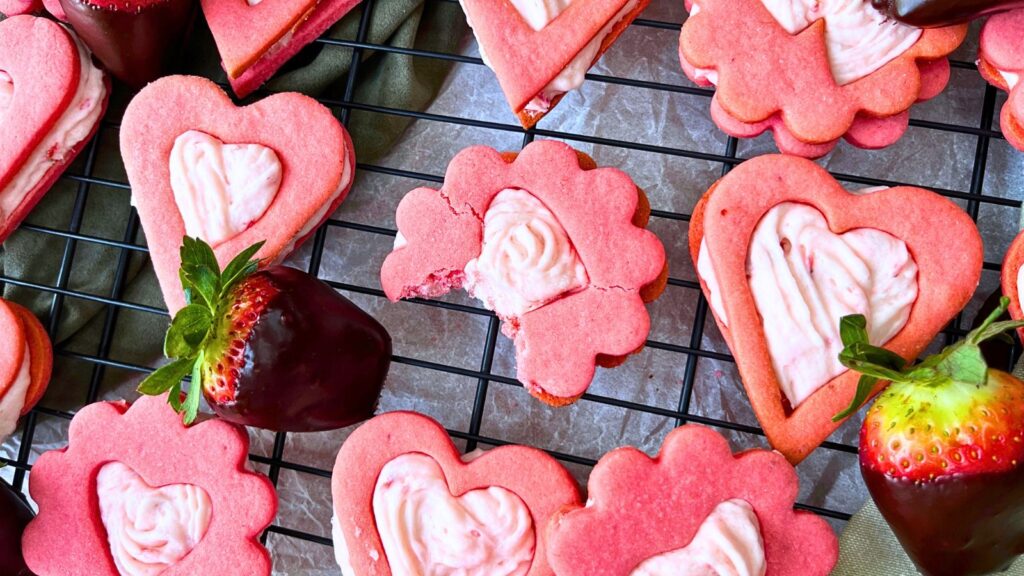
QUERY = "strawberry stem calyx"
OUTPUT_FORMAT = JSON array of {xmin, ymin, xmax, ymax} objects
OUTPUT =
[
  {"xmin": 137, "ymin": 238, "xmax": 265, "ymax": 425},
  {"xmin": 832, "ymin": 297, "xmax": 1024, "ymax": 422}
]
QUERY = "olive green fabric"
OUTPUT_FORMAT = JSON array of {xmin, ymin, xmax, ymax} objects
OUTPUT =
[
  {"xmin": 0, "ymin": 2, "xmax": 465, "ymax": 405},
  {"xmin": 834, "ymin": 498, "xmax": 1024, "ymax": 575}
]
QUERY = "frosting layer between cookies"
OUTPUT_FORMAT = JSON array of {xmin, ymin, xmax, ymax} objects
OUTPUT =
[
  {"xmin": 97, "ymin": 462, "xmax": 212, "ymax": 576},
  {"xmin": 169, "ymin": 130, "xmax": 283, "ymax": 247},
  {"xmin": 0, "ymin": 29, "xmax": 106, "ymax": 225},
  {"xmin": 629, "ymin": 499, "xmax": 766, "ymax": 576},
  {"xmin": 688, "ymin": 0, "xmax": 921, "ymax": 86},
  {"xmin": 464, "ymin": 188, "xmax": 588, "ymax": 318},
  {"xmin": 463, "ymin": 0, "xmax": 638, "ymax": 113},
  {"xmin": 372, "ymin": 453, "xmax": 535, "ymax": 576},
  {"xmin": 698, "ymin": 201, "xmax": 918, "ymax": 408},
  {"xmin": 0, "ymin": 343, "xmax": 30, "ymax": 441}
]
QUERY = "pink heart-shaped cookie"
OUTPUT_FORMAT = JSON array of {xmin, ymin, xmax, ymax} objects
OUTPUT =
[
  {"xmin": 978, "ymin": 9, "xmax": 1024, "ymax": 151},
  {"xmin": 0, "ymin": 16, "xmax": 109, "ymax": 243},
  {"xmin": 201, "ymin": 0, "xmax": 317, "ymax": 78},
  {"xmin": 22, "ymin": 394, "xmax": 277, "ymax": 575},
  {"xmin": 332, "ymin": 411, "xmax": 582, "ymax": 576},
  {"xmin": 461, "ymin": 0, "xmax": 649, "ymax": 128},
  {"xmin": 120, "ymin": 75, "xmax": 355, "ymax": 314},
  {"xmin": 548, "ymin": 425, "xmax": 838, "ymax": 575},
  {"xmin": 691, "ymin": 155, "xmax": 982, "ymax": 463}
]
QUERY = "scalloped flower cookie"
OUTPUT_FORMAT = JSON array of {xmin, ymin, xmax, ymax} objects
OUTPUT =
[
  {"xmin": 547, "ymin": 425, "xmax": 838, "ymax": 575},
  {"xmin": 380, "ymin": 141, "xmax": 668, "ymax": 406},
  {"xmin": 678, "ymin": 0, "xmax": 966, "ymax": 157},
  {"xmin": 21, "ymin": 394, "xmax": 278, "ymax": 576},
  {"xmin": 978, "ymin": 9, "xmax": 1024, "ymax": 151}
]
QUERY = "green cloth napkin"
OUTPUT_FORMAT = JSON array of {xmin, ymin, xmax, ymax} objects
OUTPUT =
[
  {"xmin": 834, "ymin": 498, "xmax": 1024, "ymax": 575},
  {"xmin": 0, "ymin": 1, "xmax": 466, "ymax": 407}
]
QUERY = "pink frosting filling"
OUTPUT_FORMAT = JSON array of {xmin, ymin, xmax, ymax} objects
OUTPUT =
[{"xmin": 96, "ymin": 462, "xmax": 212, "ymax": 576}]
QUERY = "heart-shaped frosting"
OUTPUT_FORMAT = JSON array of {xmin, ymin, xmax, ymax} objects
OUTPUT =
[
  {"xmin": 690, "ymin": 155, "xmax": 982, "ymax": 463},
  {"xmin": 96, "ymin": 462, "xmax": 212, "ymax": 576},
  {"xmin": 333, "ymin": 411, "xmax": 582, "ymax": 576},
  {"xmin": 629, "ymin": 500, "xmax": 766, "ymax": 576},
  {"xmin": 698, "ymin": 201, "xmax": 918, "ymax": 408},
  {"xmin": 463, "ymin": 188, "xmax": 588, "ymax": 318},
  {"xmin": 757, "ymin": 0, "xmax": 921, "ymax": 85},
  {"xmin": 372, "ymin": 453, "xmax": 536, "ymax": 576},
  {"xmin": 169, "ymin": 130, "xmax": 282, "ymax": 247}
]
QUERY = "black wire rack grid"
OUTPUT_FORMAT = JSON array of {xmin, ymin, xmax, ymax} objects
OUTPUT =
[{"xmin": 1, "ymin": 0, "xmax": 1022, "ymax": 570}]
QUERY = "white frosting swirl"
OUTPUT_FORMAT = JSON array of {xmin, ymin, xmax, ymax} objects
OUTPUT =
[
  {"xmin": 697, "ymin": 201, "xmax": 918, "ymax": 408},
  {"xmin": 508, "ymin": 0, "xmax": 574, "ymax": 31},
  {"xmin": 460, "ymin": 0, "xmax": 639, "ymax": 114},
  {"xmin": 169, "ymin": 130, "xmax": 282, "ymax": 247},
  {"xmin": 757, "ymin": 0, "xmax": 921, "ymax": 85},
  {"xmin": 464, "ymin": 188, "xmax": 588, "ymax": 318},
  {"xmin": 372, "ymin": 453, "xmax": 535, "ymax": 576},
  {"xmin": 998, "ymin": 69, "xmax": 1020, "ymax": 90},
  {"xmin": 629, "ymin": 500, "xmax": 766, "ymax": 576},
  {"xmin": 0, "ymin": 343, "xmax": 31, "ymax": 442},
  {"xmin": 0, "ymin": 29, "xmax": 107, "ymax": 226},
  {"xmin": 96, "ymin": 462, "xmax": 212, "ymax": 576}
]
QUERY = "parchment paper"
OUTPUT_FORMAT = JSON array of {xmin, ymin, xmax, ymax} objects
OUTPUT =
[{"xmin": 4, "ymin": 2, "xmax": 1024, "ymax": 573}]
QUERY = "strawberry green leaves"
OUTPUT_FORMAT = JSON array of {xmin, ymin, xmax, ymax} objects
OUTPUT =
[
  {"xmin": 834, "ymin": 297, "xmax": 1024, "ymax": 421},
  {"xmin": 138, "ymin": 237, "xmax": 265, "ymax": 425}
]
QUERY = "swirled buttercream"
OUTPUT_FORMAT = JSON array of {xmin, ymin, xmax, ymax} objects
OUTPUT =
[
  {"xmin": 169, "ymin": 130, "xmax": 282, "ymax": 247},
  {"xmin": 697, "ymin": 201, "xmax": 918, "ymax": 408},
  {"xmin": 629, "ymin": 499, "xmax": 766, "ymax": 576},
  {"xmin": 758, "ymin": 0, "xmax": 921, "ymax": 85},
  {"xmin": 96, "ymin": 462, "xmax": 212, "ymax": 576},
  {"xmin": 373, "ymin": 453, "xmax": 536, "ymax": 576},
  {"xmin": 465, "ymin": 188, "xmax": 588, "ymax": 318}
]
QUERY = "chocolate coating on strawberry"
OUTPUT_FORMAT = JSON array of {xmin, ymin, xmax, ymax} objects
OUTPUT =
[
  {"xmin": 138, "ymin": 238, "xmax": 392, "ymax": 432},
  {"xmin": 59, "ymin": 0, "xmax": 195, "ymax": 87},
  {"xmin": 212, "ymin": 266, "xmax": 391, "ymax": 431},
  {"xmin": 870, "ymin": 0, "xmax": 1024, "ymax": 26},
  {"xmin": 0, "ymin": 478, "xmax": 33, "ymax": 576},
  {"xmin": 839, "ymin": 297, "xmax": 1024, "ymax": 576}
]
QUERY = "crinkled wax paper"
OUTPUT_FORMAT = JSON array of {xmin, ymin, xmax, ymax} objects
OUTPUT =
[{"xmin": 3, "ymin": 2, "xmax": 1024, "ymax": 573}]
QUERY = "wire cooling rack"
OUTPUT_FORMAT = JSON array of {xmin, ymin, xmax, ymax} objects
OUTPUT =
[{"xmin": 2, "ymin": 0, "xmax": 1022, "ymax": 570}]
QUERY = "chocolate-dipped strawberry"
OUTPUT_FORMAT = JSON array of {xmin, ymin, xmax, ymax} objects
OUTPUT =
[
  {"xmin": 0, "ymin": 477, "xmax": 33, "ymax": 576},
  {"xmin": 138, "ymin": 238, "xmax": 392, "ymax": 432},
  {"xmin": 836, "ymin": 298, "xmax": 1024, "ymax": 576},
  {"xmin": 871, "ymin": 0, "xmax": 1024, "ymax": 26},
  {"xmin": 58, "ymin": 0, "xmax": 195, "ymax": 87}
]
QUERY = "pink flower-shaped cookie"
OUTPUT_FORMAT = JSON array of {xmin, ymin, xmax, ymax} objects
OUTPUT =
[
  {"xmin": 22, "ymin": 394, "xmax": 277, "ymax": 575},
  {"xmin": 679, "ymin": 0, "xmax": 966, "ymax": 157},
  {"xmin": 979, "ymin": 9, "xmax": 1024, "ymax": 151},
  {"xmin": 380, "ymin": 142, "xmax": 667, "ymax": 406},
  {"xmin": 548, "ymin": 425, "xmax": 838, "ymax": 575}
]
